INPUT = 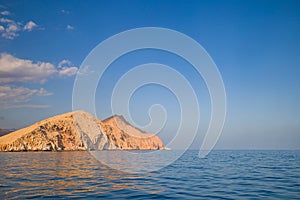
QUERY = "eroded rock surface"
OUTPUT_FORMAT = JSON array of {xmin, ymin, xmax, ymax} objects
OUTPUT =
[
  {"xmin": 0, "ymin": 111, "xmax": 164, "ymax": 151},
  {"xmin": 99, "ymin": 115, "xmax": 164, "ymax": 150}
]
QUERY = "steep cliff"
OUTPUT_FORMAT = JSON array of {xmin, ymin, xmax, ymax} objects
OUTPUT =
[
  {"xmin": 0, "ymin": 111, "xmax": 164, "ymax": 151},
  {"xmin": 99, "ymin": 115, "xmax": 164, "ymax": 150}
]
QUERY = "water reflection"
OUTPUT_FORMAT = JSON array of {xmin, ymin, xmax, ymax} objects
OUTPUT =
[
  {"xmin": 0, "ymin": 151, "xmax": 299, "ymax": 199},
  {"xmin": 0, "ymin": 151, "xmax": 164, "ymax": 199},
  {"xmin": 91, "ymin": 150, "xmax": 184, "ymax": 173}
]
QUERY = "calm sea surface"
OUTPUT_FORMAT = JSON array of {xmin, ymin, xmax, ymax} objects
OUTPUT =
[{"xmin": 0, "ymin": 150, "xmax": 299, "ymax": 199}]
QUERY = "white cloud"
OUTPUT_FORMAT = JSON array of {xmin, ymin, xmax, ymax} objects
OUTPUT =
[
  {"xmin": 0, "ymin": 17, "xmax": 13, "ymax": 23},
  {"xmin": 7, "ymin": 23, "xmax": 18, "ymax": 31},
  {"xmin": 0, "ymin": 18, "xmax": 20, "ymax": 39},
  {"xmin": 0, "ymin": 53, "xmax": 57, "ymax": 83},
  {"xmin": 0, "ymin": 11, "xmax": 10, "ymax": 16},
  {"xmin": 0, "ymin": 85, "xmax": 52, "ymax": 109},
  {"xmin": 0, "ymin": 53, "xmax": 78, "ymax": 84},
  {"xmin": 24, "ymin": 20, "xmax": 37, "ymax": 31},
  {"xmin": 57, "ymin": 59, "xmax": 78, "ymax": 76},
  {"xmin": 58, "ymin": 59, "xmax": 71, "ymax": 68},
  {"xmin": 0, "ymin": 54, "xmax": 78, "ymax": 110},
  {"xmin": 66, "ymin": 24, "xmax": 74, "ymax": 30},
  {"xmin": 58, "ymin": 67, "xmax": 78, "ymax": 77},
  {"xmin": 1, "ymin": 25, "xmax": 19, "ymax": 39},
  {"xmin": 0, "ymin": 17, "xmax": 40, "ymax": 39}
]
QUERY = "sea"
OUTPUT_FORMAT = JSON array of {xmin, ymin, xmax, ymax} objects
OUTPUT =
[{"xmin": 0, "ymin": 150, "xmax": 299, "ymax": 199}]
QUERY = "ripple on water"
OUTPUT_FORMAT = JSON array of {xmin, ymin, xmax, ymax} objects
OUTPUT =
[{"xmin": 0, "ymin": 150, "xmax": 299, "ymax": 199}]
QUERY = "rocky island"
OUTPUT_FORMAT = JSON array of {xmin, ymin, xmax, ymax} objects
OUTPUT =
[{"xmin": 0, "ymin": 111, "xmax": 164, "ymax": 151}]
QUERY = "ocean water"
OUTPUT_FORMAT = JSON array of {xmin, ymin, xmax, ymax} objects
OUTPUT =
[{"xmin": 0, "ymin": 150, "xmax": 299, "ymax": 199}]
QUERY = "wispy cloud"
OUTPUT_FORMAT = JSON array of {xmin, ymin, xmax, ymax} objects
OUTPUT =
[
  {"xmin": 66, "ymin": 24, "xmax": 74, "ymax": 30},
  {"xmin": 0, "ymin": 53, "xmax": 78, "ymax": 84},
  {"xmin": 57, "ymin": 59, "xmax": 78, "ymax": 76},
  {"xmin": 0, "ymin": 16, "xmax": 40, "ymax": 39},
  {"xmin": 58, "ymin": 59, "xmax": 71, "ymax": 68},
  {"xmin": 0, "ymin": 53, "xmax": 56, "ymax": 83},
  {"xmin": 0, "ymin": 18, "xmax": 13, "ymax": 23},
  {"xmin": 0, "ymin": 11, "xmax": 10, "ymax": 16},
  {"xmin": 58, "ymin": 67, "xmax": 78, "ymax": 77},
  {"xmin": 0, "ymin": 85, "xmax": 52, "ymax": 109},
  {"xmin": 77, "ymin": 65, "xmax": 94, "ymax": 76},
  {"xmin": 24, "ymin": 21, "xmax": 37, "ymax": 31},
  {"xmin": 0, "ymin": 17, "xmax": 20, "ymax": 39},
  {"xmin": 0, "ymin": 54, "xmax": 78, "ymax": 110}
]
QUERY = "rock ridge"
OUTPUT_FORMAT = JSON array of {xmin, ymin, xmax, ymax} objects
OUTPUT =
[{"xmin": 0, "ymin": 111, "xmax": 164, "ymax": 151}]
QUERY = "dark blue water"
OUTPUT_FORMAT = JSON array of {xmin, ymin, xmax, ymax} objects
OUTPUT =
[{"xmin": 0, "ymin": 150, "xmax": 299, "ymax": 199}]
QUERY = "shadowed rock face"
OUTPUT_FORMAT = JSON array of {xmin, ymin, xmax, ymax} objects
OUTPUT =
[{"xmin": 0, "ymin": 111, "xmax": 164, "ymax": 151}]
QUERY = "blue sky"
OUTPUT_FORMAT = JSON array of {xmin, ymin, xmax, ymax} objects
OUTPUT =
[{"xmin": 0, "ymin": 0, "xmax": 299, "ymax": 149}]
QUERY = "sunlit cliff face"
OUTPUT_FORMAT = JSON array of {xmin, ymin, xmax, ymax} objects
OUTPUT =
[{"xmin": 0, "ymin": 110, "xmax": 164, "ymax": 152}]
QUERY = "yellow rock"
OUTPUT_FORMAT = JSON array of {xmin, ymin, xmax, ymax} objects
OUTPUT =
[{"xmin": 0, "ymin": 111, "xmax": 164, "ymax": 151}]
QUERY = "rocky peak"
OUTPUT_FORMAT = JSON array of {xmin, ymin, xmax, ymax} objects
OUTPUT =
[
  {"xmin": 0, "ymin": 111, "xmax": 164, "ymax": 151},
  {"xmin": 100, "ymin": 114, "xmax": 163, "ymax": 150}
]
